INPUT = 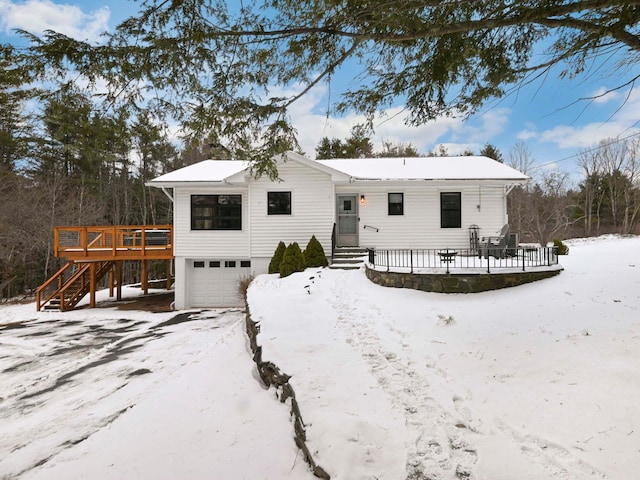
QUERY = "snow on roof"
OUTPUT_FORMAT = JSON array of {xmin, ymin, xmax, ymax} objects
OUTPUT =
[
  {"xmin": 148, "ymin": 154, "xmax": 528, "ymax": 185},
  {"xmin": 149, "ymin": 160, "xmax": 248, "ymax": 184},
  {"xmin": 316, "ymin": 156, "xmax": 529, "ymax": 181}
]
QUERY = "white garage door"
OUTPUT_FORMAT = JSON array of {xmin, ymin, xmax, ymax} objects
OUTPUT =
[{"xmin": 188, "ymin": 259, "xmax": 251, "ymax": 307}]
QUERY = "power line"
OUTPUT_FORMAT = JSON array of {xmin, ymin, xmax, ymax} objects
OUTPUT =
[{"xmin": 531, "ymin": 130, "xmax": 640, "ymax": 171}]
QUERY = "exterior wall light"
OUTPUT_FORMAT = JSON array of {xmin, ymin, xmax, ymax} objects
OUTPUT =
[{"xmin": 360, "ymin": 195, "xmax": 366, "ymax": 204}]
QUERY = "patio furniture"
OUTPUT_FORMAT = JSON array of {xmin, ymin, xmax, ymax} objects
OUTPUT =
[
  {"xmin": 480, "ymin": 224, "xmax": 510, "ymax": 259},
  {"xmin": 469, "ymin": 224, "xmax": 480, "ymax": 254},
  {"xmin": 438, "ymin": 249, "xmax": 458, "ymax": 274}
]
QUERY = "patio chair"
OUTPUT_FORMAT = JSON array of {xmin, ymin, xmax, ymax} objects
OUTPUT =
[{"xmin": 479, "ymin": 224, "xmax": 510, "ymax": 259}]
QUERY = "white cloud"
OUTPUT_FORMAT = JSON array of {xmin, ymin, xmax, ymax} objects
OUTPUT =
[
  {"xmin": 590, "ymin": 86, "xmax": 621, "ymax": 105},
  {"xmin": 0, "ymin": 0, "xmax": 110, "ymax": 42},
  {"xmin": 516, "ymin": 129, "xmax": 538, "ymax": 141},
  {"xmin": 533, "ymin": 87, "xmax": 640, "ymax": 150},
  {"xmin": 278, "ymin": 82, "xmax": 510, "ymax": 158}
]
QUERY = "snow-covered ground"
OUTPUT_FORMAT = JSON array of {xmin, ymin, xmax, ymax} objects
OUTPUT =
[
  {"xmin": 1, "ymin": 235, "xmax": 639, "ymax": 480},
  {"xmin": 0, "ymin": 289, "xmax": 310, "ymax": 480}
]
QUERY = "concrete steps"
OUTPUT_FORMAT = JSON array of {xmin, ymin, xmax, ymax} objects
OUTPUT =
[{"xmin": 330, "ymin": 247, "xmax": 368, "ymax": 270}]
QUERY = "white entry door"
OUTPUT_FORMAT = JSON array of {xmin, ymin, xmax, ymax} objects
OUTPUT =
[{"xmin": 337, "ymin": 194, "xmax": 359, "ymax": 247}]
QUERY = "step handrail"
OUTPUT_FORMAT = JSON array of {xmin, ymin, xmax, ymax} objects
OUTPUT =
[
  {"xmin": 54, "ymin": 263, "xmax": 93, "ymax": 311},
  {"xmin": 57, "ymin": 260, "xmax": 114, "ymax": 311},
  {"xmin": 36, "ymin": 262, "xmax": 73, "ymax": 311},
  {"xmin": 60, "ymin": 260, "xmax": 114, "ymax": 311}
]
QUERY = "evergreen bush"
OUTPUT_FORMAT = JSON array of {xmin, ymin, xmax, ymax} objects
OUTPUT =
[
  {"xmin": 280, "ymin": 242, "xmax": 306, "ymax": 277},
  {"xmin": 303, "ymin": 235, "xmax": 328, "ymax": 267},
  {"xmin": 553, "ymin": 238, "xmax": 570, "ymax": 255},
  {"xmin": 268, "ymin": 241, "xmax": 286, "ymax": 274}
]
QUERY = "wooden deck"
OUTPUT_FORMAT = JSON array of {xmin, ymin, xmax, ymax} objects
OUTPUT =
[
  {"xmin": 54, "ymin": 225, "xmax": 173, "ymax": 261},
  {"xmin": 37, "ymin": 225, "xmax": 174, "ymax": 311}
]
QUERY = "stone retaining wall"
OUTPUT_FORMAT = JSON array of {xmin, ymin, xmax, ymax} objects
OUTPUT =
[
  {"xmin": 245, "ymin": 306, "xmax": 330, "ymax": 479},
  {"xmin": 366, "ymin": 265, "xmax": 562, "ymax": 293}
]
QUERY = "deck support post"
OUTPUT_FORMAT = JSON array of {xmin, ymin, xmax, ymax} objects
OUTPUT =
[
  {"xmin": 90, "ymin": 262, "xmax": 97, "ymax": 308},
  {"xmin": 166, "ymin": 260, "xmax": 172, "ymax": 290},
  {"xmin": 141, "ymin": 260, "xmax": 148, "ymax": 295},
  {"xmin": 108, "ymin": 266, "xmax": 114, "ymax": 298},
  {"xmin": 116, "ymin": 261, "xmax": 123, "ymax": 301}
]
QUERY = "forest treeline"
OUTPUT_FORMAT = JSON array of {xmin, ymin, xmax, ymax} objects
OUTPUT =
[
  {"xmin": 1, "ymin": 44, "xmax": 639, "ymax": 300},
  {"xmin": 1, "ymin": 45, "xmax": 210, "ymax": 298}
]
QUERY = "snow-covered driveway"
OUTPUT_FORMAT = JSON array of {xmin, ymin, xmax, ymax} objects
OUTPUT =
[{"xmin": 0, "ymin": 296, "xmax": 311, "ymax": 480}]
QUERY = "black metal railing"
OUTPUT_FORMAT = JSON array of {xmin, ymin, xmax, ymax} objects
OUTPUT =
[
  {"xmin": 363, "ymin": 224, "xmax": 380, "ymax": 232},
  {"xmin": 331, "ymin": 222, "xmax": 337, "ymax": 260},
  {"xmin": 367, "ymin": 246, "xmax": 559, "ymax": 274}
]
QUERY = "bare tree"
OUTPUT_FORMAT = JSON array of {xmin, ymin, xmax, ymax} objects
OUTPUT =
[
  {"xmin": 506, "ymin": 142, "xmax": 535, "ymax": 239},
  {"xmin": 576, "ymin": 138, "xmax": 640, "ymax": 235},
  {"xmin": 528, "ymin": 170, "xmax": 573, "ymax": 245},
  {"xmin": 576, "ymin": 145, "xmax": 605, "ymax": 235}
]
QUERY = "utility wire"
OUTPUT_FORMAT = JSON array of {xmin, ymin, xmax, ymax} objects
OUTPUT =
[{"xmin": 531, "ymin": 130, "xmax": 640, "ymax": 172}]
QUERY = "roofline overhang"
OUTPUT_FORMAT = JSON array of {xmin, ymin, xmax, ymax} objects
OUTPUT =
[
  {"xmin": 224, "ymin": 151, "xmax": 352, "ymax": 183},
  {"xmin": 146, "ymin": 180, "xmax": 247, "ymax": 188},
  {"xmin": 333, "ymin": 178, "xmax": 529, "ymax": 185}
]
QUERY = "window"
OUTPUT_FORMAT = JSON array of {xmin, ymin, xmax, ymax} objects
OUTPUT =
[
  {"xmin": 191, "ymin": 195, "xmax": 242, "ymax": 230},
  {"xmin": 240, "ymin": 260, "xmax": 251, "ymax": 268},
  {"xmin": 388, "ymin": 193, "xmax": 404, "ymax": 215},
  {"xmin": 440, "ymin": 192, "xmax": 461, "ymax": 228},
  {"xmin": 225, "ymin": 260, "xmax": 236, "ymax": 268},
  {"xmin": 194, "ymin": 261, "xmax": 205, "ymax": 268},
  {"xmin": 267, "ymin": 191, "xmax": 291, "ymax": 215},
  {"xmin": 209, "ymin": 261, "xmax": 220, "ymax": 268}
]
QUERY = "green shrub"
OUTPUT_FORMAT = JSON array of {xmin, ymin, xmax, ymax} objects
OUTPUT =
[
  {"xmin": 553, "ymin": 238, "xmax": 570, "ymax": 255},
  {"xmin": 268, "ymin": 241, "xmax": 286, "ymax": 274},
  {"xmin": 303, "ymin": 235, "xmax": 328, "ymax": 268},
  {"xmin": 280, "ymin": 242, "xmax": 306, "ymax": 278}
]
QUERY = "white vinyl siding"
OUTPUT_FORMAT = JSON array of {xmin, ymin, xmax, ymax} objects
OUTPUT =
[
  {"xmin": 250, "ymin": 161, "xmax": 334, "ymax": 258},
  {"xmin": 341, "ymin": 184, "xmax": 507, "ymax": 249},
  {"xmin": 173, "ymin": 186, "xmax": 250, "ymax": 258}
]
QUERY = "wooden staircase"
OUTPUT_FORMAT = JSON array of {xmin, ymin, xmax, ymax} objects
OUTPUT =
[{"xmin": 36, "ymin": 260, "xmax": 114, "ymax": 311}]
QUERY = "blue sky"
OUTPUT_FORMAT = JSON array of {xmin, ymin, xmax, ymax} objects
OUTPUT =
[{"xmin": 2, "ymin": 0, "xmax": 639, "ymax": 183}]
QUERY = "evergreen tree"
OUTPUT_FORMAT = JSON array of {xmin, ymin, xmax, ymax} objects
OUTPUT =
[
  {"xmin": 279, "ymin": 242, "xmax": 306, "ymax": 278},
  {"xmin": 26, "ymin": 0, "xmax": 639, "ymax": 173},
  {"xmin": 480, "ymin": 143, "xmax": 504, "ymax": 163},
  {"xmin": 303, "ymin": 235, "xmax": 328, "ymax": 267},
  {"xmin": 268, "ymin": 241, "xmax": 287, "ymax": 274},
  {"xmin": 378, "ymin": 141, "xmax": 419, "ymax": 158},
  {"xmin": 0, "ymin": 44, "xmax": 37, "ymax": 172}
]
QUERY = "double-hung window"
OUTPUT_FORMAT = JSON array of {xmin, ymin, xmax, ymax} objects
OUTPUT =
[
  {"xmin": 191, "ymin": 194, "xmax": 242, "ymax": 230},
  {"xmin": 267, "ymin": 191, "xmax": 292, "ymax": 215},
  {"xmin": 388, "ymin": 193, "xmax": 404, "ymax": 215},
  {"xmin": 440, "ymin": 192, "xmax": 461, "ymax": 228}
]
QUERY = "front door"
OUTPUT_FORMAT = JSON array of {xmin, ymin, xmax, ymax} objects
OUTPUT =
[{"xmin": 337, "ymin": 194, "xmax": 358, "ymax": 247}]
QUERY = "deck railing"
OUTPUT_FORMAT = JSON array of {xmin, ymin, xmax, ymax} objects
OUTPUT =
[
  {"xmin": 54, "ymin": 225, "xmax": 173, "ymax": 260},
  {"xmin": 368, "ymin": 246, "xmax": 559, "ymax": 274}
]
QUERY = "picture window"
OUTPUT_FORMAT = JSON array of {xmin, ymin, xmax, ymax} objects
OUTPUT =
[{"xmin": 191, "ymin": 195, "xmax": 242, "ymax": 230}]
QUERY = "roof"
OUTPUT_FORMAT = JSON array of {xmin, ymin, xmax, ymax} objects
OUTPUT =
[
  {"xmin": 148, "ymin": 153, "xmax": 528, "ymax": 186},
  {"xmin": 149, "ymin": 160, "xmax": 248, "ymax": 184},
  {"xmin": 316, "ymin": 156, "xmax": 529, "ymax": 181}
]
